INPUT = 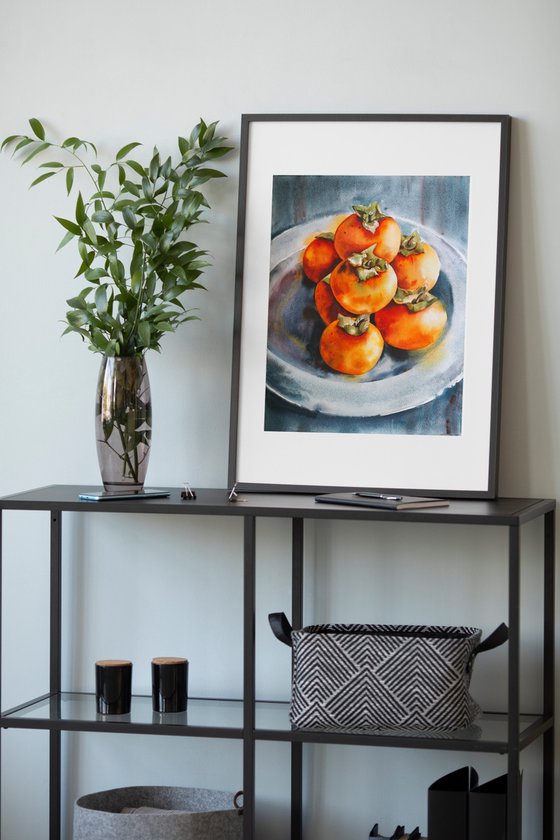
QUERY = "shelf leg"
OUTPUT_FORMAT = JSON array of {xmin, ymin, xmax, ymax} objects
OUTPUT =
[
  {"xmin": 542, "ymin": 509, "xmax": 555, "ymax": 839},
  {"xmin": 243, "ymin": 516, "xmax": 256, "ymax": 840},
  {"xmin": 291, "ymin": 519, "xmax": 304, "ymax": 840},
  {"xmin": 0, "ymin": 511, "xmax": 3, "ymax": 839},
  {"xmin": 49, "ymin": 511, "xmax": 62, "ymax": 840},
  {"xmin": 507, "ymin": 523, "xmax": 521, "ymax": 840}
]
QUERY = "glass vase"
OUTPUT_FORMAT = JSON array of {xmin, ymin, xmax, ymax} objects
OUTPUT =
[{"xmin": 95, "ymin": 355, "xmax": 152, "ymax": 493}]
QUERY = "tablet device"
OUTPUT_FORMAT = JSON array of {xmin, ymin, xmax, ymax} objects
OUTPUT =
[{"xmin": 79, "ymin": 488, "xmax": 170, "ymax": 502}]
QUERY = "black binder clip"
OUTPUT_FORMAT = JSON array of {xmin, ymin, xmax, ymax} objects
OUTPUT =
[{"xmin": 181, "ymin": 482, "xmax": 197, "ymax": 500}]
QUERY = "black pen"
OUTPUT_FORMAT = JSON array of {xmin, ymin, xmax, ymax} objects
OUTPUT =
[{"xmin": 354, "ymin": 492, "xmax": 403, "ymax": 501}]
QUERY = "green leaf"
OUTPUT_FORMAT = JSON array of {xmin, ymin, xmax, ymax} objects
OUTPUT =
[
  {"xmin": 142, "ymin": 176, "xmax": 153, "ymax": 200},
  {"xmin": 189, "ymin": 122, "xmax": 202, "ymax": 146},
  {"xmin": 137, "ymin": 321, "xmax": 151, "ymax": 347},
  {"xmin": 116, "ymin": 141, "xmax": 142, "ymax": 161},
  {"xmin": 74, "ymin": 260, "xmax": 90, "ymax": 278},
  {"xmin": 125, "ymin": 159, "xmax": 146, "ymax": 178},
  {"xmin": 21, "ymin": 142, "xmax": 50, "ymax": 165},
  {"xmin": 108, "ymin": 254, "xmax": 124, "ymax": 282},
  {"xmin": 84, "ymin": 267, "xmax": 109, "ymax": 281},
  {"xmin": 75, "ymin": 192, "xmax": 86, "ymax": 225},
  {"xmin": 62, "ymin": 136, "xmax": 81, "ymax": 149},
  {"xmin": 29, "ymin": 171, "xmax": 56, "ymax": 188},
  {"xmin": 122, "ymin": 206, "xmax": 138, "ymax": 229},
  {"xmin": 40, "ymin": 161, "xmax": 64, "ymax": 169},
  {"xmin": 203, "ymin": 145, "xmax": 234, "ymax": 160},
  {"xmin": 123, "ymin": 180, "xmax": 140, "ymax": 197},
  {"xmin": 91, "ymin": 209, "xmax": 114, "ymax": 224},
  {"xmin": 55, "ymin": 216, "xmax": 82, "ymax": 235},
  {"xmin": 90, "ymin": 190, "xmax": 116, "ymax": 200},
  {"xmin": 95, "ymin": 285, "xmax": 108, "ymax": 313},
  {"xmin": 201, "ymin": 120, "xmax": 217, "ymax": 144},
  {"xmin": 66, "ymin": 295, "xmax": 88, "ymax": 310},
  {"xmin": 13, "ymin": 137, "xmax": 34, "ymax": 153},
  {"xmin": 56, "ymin": 230, "xmax": 76, "ymax": 252},
  {"xmin": 161, "ymin": 156, "xmax": 172, "ymax": 179},
  {"xmin": 78, "ymin": 240, "xmax": 91, "ymax": 261},
  {"xmin": 29, "ymin": 118, "xmax": 46, "ymax": 140},
  {"xmin": 66, "ymin": 167, "xmax": 74, "ymax": 195},
  {"xmin": 66, "ymin": 309, "xmax": 90, "ymax": 327},
  {"xmin": 140, "ymin": 232, "xmax": 158, "ymax": 251},
  {"xmin": 82, "ymin": 219, "xmax": 98, "ymax": 245},
  {"xmin": 178, "ymin": 136, "xmax": 190, "ymax": 156},
  {"xmin": 1, "ymin": 134, "xmax": 22, "ymax": 151},
  {"xmin": 149, "ymin": 151, "xmax": 160, "ymax": 182}
]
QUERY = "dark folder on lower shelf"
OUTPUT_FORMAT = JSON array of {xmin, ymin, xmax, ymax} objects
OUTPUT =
[{"xmin": 428, "ymin": 766, "xmax": 478, "ymax": 840}]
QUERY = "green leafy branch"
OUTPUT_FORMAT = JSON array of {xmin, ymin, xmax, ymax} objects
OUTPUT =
[{"xmin": 2, "ymin": 117, "xmax": 233, "ymax": 356}]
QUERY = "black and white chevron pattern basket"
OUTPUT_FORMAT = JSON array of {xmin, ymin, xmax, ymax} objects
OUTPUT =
[{"xmin": 269, "ymin": 614, "xmax": 508, "ymax": 732}]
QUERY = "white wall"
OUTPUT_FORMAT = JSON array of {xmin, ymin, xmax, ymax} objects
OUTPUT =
[{"xmin": 1, "ymin": 0, "xmax": 559, "ymax": 837}]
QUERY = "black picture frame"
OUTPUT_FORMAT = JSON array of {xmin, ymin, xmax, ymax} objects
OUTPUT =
[{"xmin": 228, "ymin": 114, "xmax": 511, "ymax": 498}]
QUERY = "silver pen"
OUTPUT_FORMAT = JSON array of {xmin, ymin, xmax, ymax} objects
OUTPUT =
[{"xmin": 354, "ymin": 492, "xmax": 403, "ymax": 501}]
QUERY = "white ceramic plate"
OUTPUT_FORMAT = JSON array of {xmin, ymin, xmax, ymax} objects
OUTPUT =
[{"xmin": 266, "ymin": 215, "xmax": 466, "ymax": 418}]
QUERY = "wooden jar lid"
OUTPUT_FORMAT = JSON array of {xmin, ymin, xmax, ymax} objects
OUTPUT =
[
  {"xmin": 152, "ymin": 657, "xmax": 188, "ymax": 665},
  {"xmin": 95, "ymin": 660, "xmax": 132, "ymax": 667}
]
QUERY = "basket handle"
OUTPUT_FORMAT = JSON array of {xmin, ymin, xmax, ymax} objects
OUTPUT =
[
  {"xmin": 474, "ymin": 622, "xmax": 509, "ymax": 656},
  {"xmin": 269, "ymin": 612, "xmax": 293, "ymax": 647},
  {"xmin": 233, "ymin": 790, "xmax": 243, "ymax": 815}
]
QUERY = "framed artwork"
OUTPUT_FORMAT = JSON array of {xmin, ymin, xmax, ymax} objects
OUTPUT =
[{"xmin": 228, "ymin": 114, "xmax": 511, "ymax": 497}]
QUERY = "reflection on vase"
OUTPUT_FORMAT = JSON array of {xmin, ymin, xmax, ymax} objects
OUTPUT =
[{"xmin": 95, "ymin": 355, "xmax": 152, "ymax": 493}]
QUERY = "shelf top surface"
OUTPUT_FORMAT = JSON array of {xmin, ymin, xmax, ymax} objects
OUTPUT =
[
  {"xmin": 0, "ymin": 484, "xmax": 555, "ymax": 524},
  {"xmin": 1, "ymin": 692, "xmax": 546, "ymax": 752}
]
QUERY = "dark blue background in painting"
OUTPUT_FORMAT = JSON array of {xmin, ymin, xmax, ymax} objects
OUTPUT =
[{"xmin": 265, "ymin": 174, "xmax": 468, "ymax": 435}]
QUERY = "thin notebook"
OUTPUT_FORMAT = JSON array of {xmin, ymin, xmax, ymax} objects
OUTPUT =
[{"xmin": 315, "ymin": 492, "xmax": 449, "ymax": 510}]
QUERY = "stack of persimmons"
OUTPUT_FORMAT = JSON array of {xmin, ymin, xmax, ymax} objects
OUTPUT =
[{"xmin": 301, "ymin": 200, "xmax": 447, "ymax": 375}]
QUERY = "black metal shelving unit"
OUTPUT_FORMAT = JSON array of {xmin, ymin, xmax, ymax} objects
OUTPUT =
[{"xmin": 0, "ymin": 486, "xmax": 555, "ymax": 840}]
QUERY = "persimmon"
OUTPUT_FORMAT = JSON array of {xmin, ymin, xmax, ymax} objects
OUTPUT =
[
  {"xmin": 374, "ymin": 288, "xmax": 447, "ymax": 350},
  {"xmin": 320, "ymin": 314, "xmax": 384, "ymax": 375},
  {"xmin": 391, "ymin": 230, "xmax": 441, "ymax": 292},
  {"xmin": 334, "ymin": 200, "xmax": 401, "ymax": 262},
  {"xmin": 330, "ymin": 246, "xmax": 398, "ymax": 314},
  {"xmin": 302, "ymin": 233, "xmax": 340, "ymax": 283},
  {"xmin": 314, "ymin": 279, "xmax": 353, "ymax": 324}
]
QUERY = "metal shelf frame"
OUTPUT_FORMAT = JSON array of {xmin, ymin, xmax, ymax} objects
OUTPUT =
[{"xmin": 0, "ymin": 486, "xmax": 555, "ymax": 840}]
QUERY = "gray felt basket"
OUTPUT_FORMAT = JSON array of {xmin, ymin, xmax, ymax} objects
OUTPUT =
[{"xmin": 73, "ymin": 785, "xmax": 243, "ymax": 840}]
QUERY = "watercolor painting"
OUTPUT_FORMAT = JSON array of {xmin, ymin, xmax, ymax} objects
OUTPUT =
[
  {"xmin": 265, "ymin": 174, "xmax": 470, "ymax": 436},
  {"xmin": 229, "ymin": 115, "xmax": 509, "ymax": 495}
]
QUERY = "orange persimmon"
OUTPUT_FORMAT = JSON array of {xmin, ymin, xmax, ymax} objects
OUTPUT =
[
  {"xmin": 375, "ymin": 290, "xmax": 447, "ymax": 350},
  {"xmin": 302, "ymin": 233, "xmax": 340, "ymax": 283},
  {"xmin": 391, "ymin": 230, "xmax": 441, "ymax": 292},
  {"xmin": 314, "ymin": 279, "xmax": 353, "ymax": 324},
  {"xmin": 320, "ymin": 314, "xmax": 384, "ymax": 375},
  {"xmin": 334, "ymin": 200, "xmax": 401, "ymax": 262},
  {"xmin": 330, "ymin": 246, "xmax": 398, "ymax": 314}
]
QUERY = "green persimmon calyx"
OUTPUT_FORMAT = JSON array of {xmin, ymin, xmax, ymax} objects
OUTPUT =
[
  {"xmin": 337, "ymin": 313, "xmax": 370, "ymax": 336},
  {"xmin": 399, "ymin": 230, "xmax": 425, "ymax": 256},
  {"xmin": 352, "ymin": 200, "xmax": 386, "ymax": 232},
  {"xmin": 348, "ymin": 245, "xmax": 388, "ymax": 282},
  {"xmin": 315, "ymin": 231, "xmax": 335, "ymax": 241},
  {"xmin": 394, "ymin": 285, "xmax": 437, "ymax": 312}
]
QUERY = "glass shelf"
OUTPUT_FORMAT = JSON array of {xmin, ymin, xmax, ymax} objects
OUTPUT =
[
  {"xmin": 2, "ymin": 693, "xmax": 551, "ymax": 754},
  {"xmin": 254, "ymin": 701, "xmax": 551, "ymax": 753},
  {"xmin": 1, "ymin": 693, "xmax": 244, "ymax": 737}
]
